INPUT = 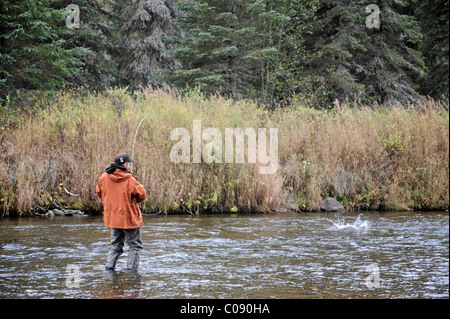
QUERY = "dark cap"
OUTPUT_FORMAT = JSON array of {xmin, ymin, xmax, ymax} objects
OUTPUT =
[{"xmin": 114, "ymin": 153, "xmax": 134, "ymax": 165}]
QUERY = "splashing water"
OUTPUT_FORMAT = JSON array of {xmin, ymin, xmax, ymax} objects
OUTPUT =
[{"xmin": 326, "ymin": 214, "xmax": 370, "ymax": 230}]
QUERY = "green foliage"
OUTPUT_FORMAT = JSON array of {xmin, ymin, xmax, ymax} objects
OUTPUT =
[
  {"xmin": 0, "ymin": 0, "xmax": 447, "ymax": 106},
  {"xmin": 269, "ymin": 0, "xmax": 319, "ymax": 105},
  {"xmin": 163, "ymin": 0, "xmax": 289, "ymax": 102},
  {"xmin": 115, "ymin": 0, "xmax": 180, "ymax": 90},
  {"xmin": 379, "ymin": 132, "xmax": 411, "ymax": 158},
  {"xmin": 178, "ymin": 191, "xmax": 220, "ymax": 214},
  {"xmin": 0, "ymin": 0, "xmax": 88, "ymax": 100},
  {"xmin": 57, "ymin": 0, "xmax": 124, "ymax": 91},
  {"xmin": 412, "ymin": 0, "xmax": 449, "ymax": 99},
  {"xmin": 283, "ymin": 0, "xmax": 426, "ymax": 106}
]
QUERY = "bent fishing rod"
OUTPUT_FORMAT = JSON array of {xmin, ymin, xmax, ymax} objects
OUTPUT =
[{"xmin": 130, "ymin": 114, "xmax": 268, "ymax": 187}]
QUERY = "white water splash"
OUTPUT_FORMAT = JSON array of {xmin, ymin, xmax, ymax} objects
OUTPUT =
[{"xmin": 326, "ymin": 214, "xmax": 370, "ymax": 230}]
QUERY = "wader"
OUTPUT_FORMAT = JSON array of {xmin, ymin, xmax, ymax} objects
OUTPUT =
[{"xmin": 105, "ymin": 227, "xmax": 142, "ymax": 271}]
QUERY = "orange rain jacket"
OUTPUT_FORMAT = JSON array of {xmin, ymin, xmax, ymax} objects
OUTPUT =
[{"xmin": 96, "ymin": 167, "xmax": 147, "ymax": 229}]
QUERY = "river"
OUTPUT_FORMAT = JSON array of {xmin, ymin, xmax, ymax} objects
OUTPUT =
[{"xmin": 0, "ymin": 212, "xmax": 448, "ymax": 299}]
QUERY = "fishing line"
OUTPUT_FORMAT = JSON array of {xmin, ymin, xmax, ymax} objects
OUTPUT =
[
  {"xmin": 130, "ymin": 114, "xmax": 153, "ymax": 173},
  {"xmin": 130, "ymin": 115, "xmax": 268, "ymax": 187}
]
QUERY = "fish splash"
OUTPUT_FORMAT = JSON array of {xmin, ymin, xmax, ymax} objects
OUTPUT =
[{"xmin": 326, "ymin": 214, "xmax": 370, "ymax": 230}]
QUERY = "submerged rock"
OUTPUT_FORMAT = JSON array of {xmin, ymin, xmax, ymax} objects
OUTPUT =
[
  {"xmin": 63, "ymin": 210, "xmax": 84, "ymax": 216},
  {"xmin": 46, "ymin": 210, "xmax": 55, "ymax": 217},
  {"xmin": 320, "ymin": 197, "xmax": 346, "ymax": 212}
]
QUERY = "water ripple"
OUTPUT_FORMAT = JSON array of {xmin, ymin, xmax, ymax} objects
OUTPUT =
[{"xmin": 0, "ymin": 213, "xmax": 448, "ymax": 299}]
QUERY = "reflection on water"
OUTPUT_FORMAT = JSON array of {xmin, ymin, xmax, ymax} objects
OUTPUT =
[{"xmin": 0, "ymin": 212, "xmax": 448, "ymax": 299}]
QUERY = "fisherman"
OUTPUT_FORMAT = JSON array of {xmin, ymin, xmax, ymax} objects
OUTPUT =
[{"xmin": 96, "ymin": 153, "xmax": 147, "ymax": 271}]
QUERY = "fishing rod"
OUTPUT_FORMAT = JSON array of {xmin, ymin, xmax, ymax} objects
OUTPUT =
[
  {"xmin": 130, "ymin": 114, "xmax": 153, "ymax": 173},
  {"xmin": 130, "ymin": 114, "xmax": 268, "ymax": 187},
  {"xmin": 66, "ymin": 114, "xmax": 268, "ymax": 201}
]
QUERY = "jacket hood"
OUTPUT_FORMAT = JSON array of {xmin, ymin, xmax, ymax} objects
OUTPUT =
[{"xmin": 105, "ymin": 164, "xmax": 132, "ymax": 183}]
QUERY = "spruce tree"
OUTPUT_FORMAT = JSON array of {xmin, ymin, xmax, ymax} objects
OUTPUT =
[
  {"xmin": 269, "ymin": 0, "xmax": 318, "ymax": 105},
  {"xmin": 0, "ymin": 0, "xmax": 88, "ymax": 101},
  {"xmin": 116, "ymin": 0, "xmax": 181, "ymax": 90},
  {"xmin": 413, "ymin": 0, "xmax": 449, "ymax": 100},
  {"xmin": 56, "ymin": 0, "xmax": 124, "ymax": 90},
  {"xmin": 288, "ymin": 0, "xmax": 426, "ymax": 105},
  {"xmin": 164, "ymin": 0, "xmax": 289, "ymax": 101}
]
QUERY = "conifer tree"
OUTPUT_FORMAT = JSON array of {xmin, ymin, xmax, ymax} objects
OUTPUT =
[
  {"xmin": 413, "ymin": 0, "xmax": 449, "ymax": 99},
  {"xmin": 282, "ymin": 0, "xmax": 426, "ymax": 105},
  {"xmin": 0, "ymin": 0, "xmax": 88, "ymax": 101},
  {"xmin": 117, "ymin": 0, "xmax": 181, "ymax": 90},
  {"xmin": 164, "ymin": 0, "xmax": 289, "ymax": 101}
]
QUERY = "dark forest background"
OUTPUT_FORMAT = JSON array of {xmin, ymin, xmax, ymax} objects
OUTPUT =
[{"xmin": 1, "ymin": 0, "xmax": 448, "ymax": 107}]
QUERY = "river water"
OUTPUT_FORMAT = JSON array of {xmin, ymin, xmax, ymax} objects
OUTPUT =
[{"xmin": 0, "ymin": 212, "xmax": 448, "ymax": 299}]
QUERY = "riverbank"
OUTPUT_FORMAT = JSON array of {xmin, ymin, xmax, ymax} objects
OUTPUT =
[{"xmin": 1, "ymin": 88, "xmax": 448, "ymax": 216}]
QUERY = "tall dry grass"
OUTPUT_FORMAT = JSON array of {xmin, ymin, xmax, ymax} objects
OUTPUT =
[
  {"xmin": 0, "ymin": 88, "xmax": 448, "ymax": 216},
  {"xmin": 277, "ymin": 99, "xmax": 449, "ymax": 211}
]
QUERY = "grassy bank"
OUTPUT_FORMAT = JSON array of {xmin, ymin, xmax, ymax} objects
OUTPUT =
[{"xmin": 0, "ymin": 88, "xmax": 448, "ymax": 216}]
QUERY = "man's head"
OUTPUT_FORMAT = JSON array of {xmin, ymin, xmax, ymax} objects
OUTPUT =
[{"xmin": 114, "ymin": 153, "xmax": 134, "ymax": 170}]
